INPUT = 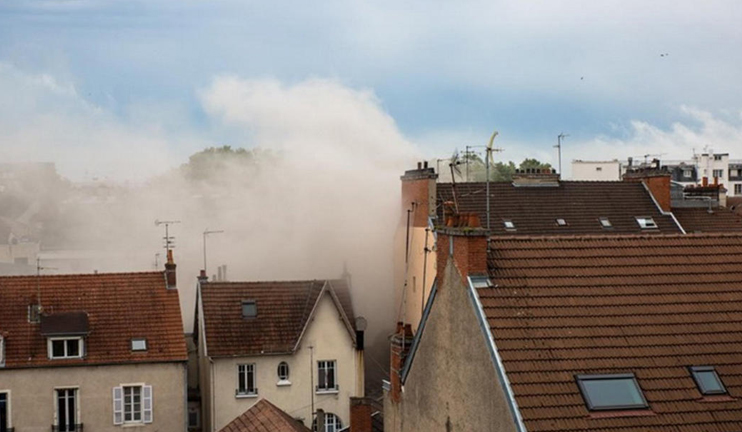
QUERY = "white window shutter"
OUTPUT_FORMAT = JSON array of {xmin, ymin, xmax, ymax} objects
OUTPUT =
[
  {"xmin": 113, "ymin": 386, "xmax": 123, "ymax": 425},
  {"xmin": 143, "ymin": 385, "xmax": 153, "ymax": 424}
]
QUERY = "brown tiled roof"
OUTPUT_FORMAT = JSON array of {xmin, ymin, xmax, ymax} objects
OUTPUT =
[
  {"xmin": 0, "ymin": 271, "xmax": 187, "ymax": 368},
  {"xmin": 672, "ymin": 207, "xmax": 742, "ymax": 233},
  {"xmin": 436, "ymin": 181, "xmax": 682, "ymax": 235},
  {"xmin": 218, "ymin": 399, "xmax": 311, "ymax": 432},
  {"xmin": 483, "ymin": 234, "xmax": 742, "ymax": 432},
  {"xmin": 200, "ymin": 279, "xmax": 355, "ymax": 358}
]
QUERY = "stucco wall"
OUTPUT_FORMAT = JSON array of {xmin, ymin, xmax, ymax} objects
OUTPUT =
[
  {"xmin": 385, "ymin": 258, "xmax": 518, "ymax": 432},
  {"xmin": 0, "ymin": 361, "xmax": 186, "ymax": 432},
  {"xmin": 206, "ymin": 292, "xmax": 358, "ymax": 431},
  {"xmin": 394, "ymin": 226, "xmax": 437, "ymax": 333},
  {"xmin": 572, "ymin": 161, "xmax": 621, "ymax": 181}
]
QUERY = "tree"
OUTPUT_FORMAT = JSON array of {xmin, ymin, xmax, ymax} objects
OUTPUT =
[
  {"xmin": 464, "ymin": 158, "xmax": 550, "ymax": 182},
  {"xmin": 180, "ymin": 146, "xmax": 275, "ymax": 183}
]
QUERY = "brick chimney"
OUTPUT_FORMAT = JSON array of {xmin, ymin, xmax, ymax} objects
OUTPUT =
[
  {"xmin": 389, "ymin": 322, "xmax": 414, "ymax": 403},
  {"xmin": 350, "ymin": 397, "xmax": 382, "ymax": 432},
  {"xmin": 197, "ymin": 269, "xmax": 208, "ymax": 284},
  {"xmin": 401, "ymin": 162, "xmax": 438, "ymax": 227},
  {"xmin": 623, "ymin": 167, "xmax": 672, "ymax": 212},
  {"xmin": 436, "ymin": 228, "xmax": 489, "ymax": 282},
  {"xmin": 165, "ymin": 250, "xmax": 177, "ymax": 289}
]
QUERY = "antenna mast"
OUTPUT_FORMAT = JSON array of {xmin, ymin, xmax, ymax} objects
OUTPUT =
[
  {"xmin": 486, "ymin": 130, "xmax": 503, "ymax": 231},
  {"xmin": 155, "ymin": 219, "xmax": 181, "ymax": 253},
  {"xmin": 555, "ymin": 133, "xmax": 569, "ymax": 176}
]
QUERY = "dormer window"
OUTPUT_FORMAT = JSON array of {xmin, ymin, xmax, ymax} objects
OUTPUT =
[
  {"xmin": 48, "ymin": 337, "xmax": 83, "ymax": 359},
  {"xmin": 131, "ymin": 338, "xmax": 148, "ymax": 351},
  {"xmin": 576, "ymin": 373, "xmax": 648, "ymax": 411},
  {"xmin": 242, "ymin": 301, "xmax": 257, "ymax": 318},
  {"xmin": 636, "ymin": 216, "xmax": 658, "ymax": 229},
  {"xmin": 503, "ymin": 220, "xmax": 516, "ymax": 231},
  {"xmin": 599, "ymin": 217, "xmax": 612, "ymax": 229},
  {"xmin": 690, "ymin": 366, "xmax": 727, "ymax": 395},
  {"xmin": 556, "ymin": 218, "xmax": 567, "ymax": 227}
]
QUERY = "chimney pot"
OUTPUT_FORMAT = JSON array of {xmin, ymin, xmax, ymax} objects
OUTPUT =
[
  {"xmin": 165, "ymin": 251, "xmax": 177, "ymax": 289},
  {"xmin": 417, "ymin": 162, "xmax": 422, "ymax": 169},
  {"xmin": 423, "ymin": 161, "xmax": 428, "ymax": 169},
  {"xmin": 703, "ymin": 176, "xmax": 709, "ymax": 186}
]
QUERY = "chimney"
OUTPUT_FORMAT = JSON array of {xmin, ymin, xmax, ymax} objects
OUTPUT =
[
  {"xmin": 221, "ymin": 265, "xmax": 228, "ymax": 282},
  {"xmin": 390, "ymin": 322, "xmax": 414, "ymax": 403},
  {"xmin": 198, "ymin": 269, "xmax": 208, "ymax": 284},
  {"xmin": 622, "ymin": 170, "xmax": 672, "ymax": 212},
  {"xmin": 355, "ymin": 316, "xmax": 367, "ymax": 397},
  {"xmin": 400, "ymin": 163, "xmax": 438, "ymax": 227},
  {"xmin": 165, "ymin": 250, "xmax": 176, "ymax": 289},
  {"xmin": 350, "ymin": 397, "xmax": 381, "ymax": 432},
  {"xmin": 703, "ymin": 176, "xmax": 709, "ymax": 186},
  {"xmin": 217, "ymin": 266, "xmax": 223, "ymax": 282},
  {"xmin": 436, "ymin": 229, "xmax": 489, "ymax": 282},
  {"xmin": 511, "ymin": 169, "xmax": 560, "ymax": 187}
]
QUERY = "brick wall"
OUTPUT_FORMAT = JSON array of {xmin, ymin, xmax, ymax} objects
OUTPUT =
[{"xmin": 400, "ymin": 166, "xmax": 437, "ymax": 228}]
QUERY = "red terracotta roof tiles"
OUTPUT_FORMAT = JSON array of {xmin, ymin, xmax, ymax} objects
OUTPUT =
[
  {"xmin": 200, "ymin": 279, "xmax": 355, "ymax": 358},
  {"xmin": 484, "ymin": 233, "xmax": 742, "ymax": 432},
  {"xmin": 218, "ymin": 399, "xmax": 311, "ymax": 432},
  {"xmin": 0, "ymin": 271, "xmax": 187, "ymax": 368},
  {"xmin": 672, "ymin": 207, "xmax": 742, "ymax": 233},
  {"xmin": 437, "ymin": 181, "xmax": 682, "ymax": 235}
]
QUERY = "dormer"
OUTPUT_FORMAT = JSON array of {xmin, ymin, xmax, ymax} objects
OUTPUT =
[{"xmin": 40, "ymin": 312, "xmax": 89, "ymax": 360}]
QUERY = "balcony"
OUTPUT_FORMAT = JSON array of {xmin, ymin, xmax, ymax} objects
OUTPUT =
[{"xmin": 51, "ymin": 425, "xmax": 83, "ymax": 432}]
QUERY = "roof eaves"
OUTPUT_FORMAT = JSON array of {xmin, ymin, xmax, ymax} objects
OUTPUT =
[
  {"xmin": 325, "ymin": 280, "xmax": 357, "ymax": 346},
  {"xmin": 466, "ymin": 276, "xmax": 527, "ymax": 432},
  {"xmin": 197, "ymin": 283, "xmax": 209, "ymax": 358},
  {"xmin": 292, "ymin": 281, "xmax": 329, "ymax": 353}
]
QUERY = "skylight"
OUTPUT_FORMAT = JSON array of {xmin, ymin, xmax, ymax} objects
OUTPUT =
[
  {"xmin": 556, "ymin": 218, "xmax": 567, "ymax": 226},
  {"xmin": 131, "ymin": 338, "xmax": 148, "ymax": 351},
  {"xmin": 242, "ymin": 300, "xmax": 257, "ymax": 318},
  {"xmin": 576, "ymin": 374, "xmax": 648, "ymax": 411},
  {"xmin": 690, "ymin": 366, "xmax": 727, "ymax": 395},
  {"xmin": 503, "ymin": 220, "xmax": 516, "ymax": 230},
  {"xmin": 635, "ymin": 216, "xmax": 658, "ymax": 229},
  {"xmin": 599, "ymin": 217, "xmax": 612, "ymax": 229},
  {"xmin": 469, "ymin": 275, "xmax": 493, "ymax": 288}
]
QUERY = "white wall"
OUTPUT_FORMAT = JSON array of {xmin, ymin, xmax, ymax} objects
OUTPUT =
[{"xmin": 571, "ymin": 160, "xmax": 621, "ymax": 181}]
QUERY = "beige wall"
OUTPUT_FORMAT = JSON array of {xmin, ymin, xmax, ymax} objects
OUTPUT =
[
  {"xmin": 203, "ymin": 292, "xmax": 359, "ymax": 431},
  {"xmin": 394, "ymin": 226, "xmax": 436, "ymax": 333},
  {"xmin": 0, "ymin": 362, "xmax": 186, "ymax": 432},
  {"xmin": 385, "ymin": 258, "xmax": 518, "ymax": 432},
  {"xmin": 571, "ymin": 160, "xmax": 621, "ymax": 181}
]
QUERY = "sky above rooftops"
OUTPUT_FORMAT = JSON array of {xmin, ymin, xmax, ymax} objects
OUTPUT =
[{"xmin": 1, "ymin": 0, "xmax": 741, "ymax": 181}]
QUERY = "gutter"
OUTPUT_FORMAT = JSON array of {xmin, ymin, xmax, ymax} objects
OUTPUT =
[
  {"xmin": 466, "ymin": 277, "xmax": 527, "ymax": 432},
  {"xmin": 641, "ymin": 182, "xmax": 686, "ymax": 234}
]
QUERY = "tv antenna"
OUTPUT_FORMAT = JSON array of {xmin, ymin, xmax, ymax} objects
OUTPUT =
[
  {"xmin": 485, "ymin": 130, "xmax": 504, "ymax": 230},
  {"xmin": 203, "ymin": 229, "xmax": 224, "ymax": 275},
  {"xmin": 34, "ymin": 257, "xmax": 58, "ymax": 315},
  {"xmin": 449, "ymin": 150, "xmax": 464, "ymax": 212},
  {"xmin": 555, "ymin": 133, "xmax": 569, "ymax": 175},
  {"xmin": 155, "ymin": 219, "xmax": 181, "ymax": 253}
]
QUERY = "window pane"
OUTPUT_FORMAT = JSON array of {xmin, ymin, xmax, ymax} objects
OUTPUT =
[
  {"xmin": 242, "ymin": 302, "xmax": 257, "ymax": 318},
  {"xmin": 67, "ymin": 339, "xmax": 79, "ymax": 357},
  {"xmin": 693, "ymin": 369, "xmax": 726, "ymax": 394},
  {"xmin": 52, "ymin": 340, "xmax": 65, "ymax": 357},
  {"xmin": 579, "ymin": 376, "xmax": 646, "ymax": 410},
  {"xmin": 238, "ymin": 365, "xmax": 246, "ymax": 392}
]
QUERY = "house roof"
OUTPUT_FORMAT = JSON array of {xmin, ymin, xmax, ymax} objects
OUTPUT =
[
  {"xmin": 200, "ymin": 279, "xmax": 355, "ymax": 357},
  {"xmin": 0, "ymin": 271, "xmax": 187, "ymax": 368},
  {"xmin": 481, "ymin": 233, "xmax": 742, "ymax": 432},
  {"xmin": 218, "ymin": 399, "xmax": 311, "ymax": 432},
  {"xmin": 671, "ymin": 207, "xmax": 742, "ymax": 233},
  {"xmin": 436, "ymin": 181, "xmax": 682, "ymax": 235}
]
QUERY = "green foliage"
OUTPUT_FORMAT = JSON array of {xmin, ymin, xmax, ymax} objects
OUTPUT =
[
  {"xmin": 180, "ymin": 146, "xmax": 273, "ymax": 182},
  {"xmin": 463, "ymin": 158, "xmax": 550, "ymax": 182},
  {"xmin": 518, "ymin": 158, "xmax": 553, "ymax": 171}
]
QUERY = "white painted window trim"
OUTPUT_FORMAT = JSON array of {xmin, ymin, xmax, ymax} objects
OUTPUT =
[
  {"xmin": 113, "ymin": 383, "xmax": 152, "ymax": 426},
  {"xmin": 131, "ymin": 338, "xmax": 147, "ymax": 352},
  {"xmin": 53, "ymin": 386, "xmax": 81, "ymax": 429},
  {"xmin": 236, "ymin": 364, "xmax": 258, "ymax": 397},
  {"xmin": 0, "ymin": 389, "xmax": 11, "ymax": 430},
  {"xmin": 47, "ymin": 336, "xmax": 84, "ymax": 359},
  {"xmin": 316, "ymin": 360, "xmax": 339, "ymax": 393}
]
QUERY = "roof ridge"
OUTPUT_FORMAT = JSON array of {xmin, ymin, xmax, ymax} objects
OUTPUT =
[{"xmin": 0, "ymin": 270, "xmax": 164, "ymax": 280}]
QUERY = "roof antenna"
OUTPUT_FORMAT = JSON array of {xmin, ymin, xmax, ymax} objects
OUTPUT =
[
  {"xmin": 34, "ymin": 258, "xmax": 57, "ymax": 318},
  {"xmin": 155, "ymin": 219, "xmax": 181, "ymax": 253},
  {"xmin": 449, "ymin": 150, "xmax": 463, "ymax": 213},
  {"xmin": 486, "ymin": 130, "xmax": 503, "ymax": 231},
  {"xmin": 555, "ymin": 133, "xmax": 569, "ymax": 176}
]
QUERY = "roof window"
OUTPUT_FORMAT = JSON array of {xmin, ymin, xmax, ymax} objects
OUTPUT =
[
  {"xmin": 503, "ymin": 220, "xmax": 516, "ymax": 231},
  {"xmin": 469, "ymin": 275, "xmax": 493, "ymax": 288},
  {"xmin": 599, "ymin": 217, "xmax": 612, "ymax": 229},
  {"xmin": 242, "ymin": 300, "xmax": 257, "ymax": 318},
  {"xmin": 690, "ymin": 366, "xmax": 727, "ymax": 395},
  {"xmin": 636, "ymin": 216, "xmax": 658, "ymax": 229},
  {"xmin": 556, "ymin": 218, "xmax": 567, "ymax": 227},
  {"xmin": 131, "ymin": 338, "xmax": 148, "ymax": 351},
  {"xmin": 576, "ymin": 373, "xmax": 648, "ymax": 411}
]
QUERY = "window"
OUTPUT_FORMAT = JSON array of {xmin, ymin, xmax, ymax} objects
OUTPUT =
[
  {"xmin": 56, "ymin": 388, "xmax": 78, "ymax": 432},
  {"xmin": 237, "ymin": 364, "xmax": 257, "ymax": 396},
  {"xmin": 313, "ymin": 413, "xmax": 342, "ymax": 432},
  {"xmin": 131, "ymin": 338, "xmax": 147, "ymax": 351},
  {"xmin": 556, "ymin": 218, "xmax": 567, "ymax": 227},
  {"xmin": 690, "ymin": 366, "xmax": 727, "ymax": 395},
  {"xmin": 576, "ymin": 374, "xmax": 648, "ymax": 411},
  {"xmin": 503, "ymin": 220, "xmax": 516, "ymax": 231},
  {"xmin": 683, "ymin": 169, "xmax": 692, "ymax": 178},
  {"xmin": 317, "ymin": 360, "xmax": 337, "ymax": 392},
  {"xmin": 635, "ymin": 216, "xmax": 658, "ymax": 229},
  {"xmin": 188, "ymin": 407, "xmax": 200, "ymax": 429},
  {"xmin": 241, "ymin": 301, "xmax": 257, "ymax": 318},
  {"xmin": 713, "ymin": 169, "xmax": 724, "ymax": 179},
  {"xmin": 0, "ymin": 392, "xmax": 8, "ymax": 432},
  {"xmin": 112, "ymin": 385, "xmax": 152, "ymax": 425},
  {"xmin": 595, "ymin": 167, "xmax": 603, "ymax": 172},
  {"xmin": 277, "ymin": 362, "xmax": 290, "ymax": 383},
  {"xmin": 48, "ymin": 337, "xmax": 83, "ymax": 359},
  {"xmin": 714, "ymin": 154, "xmax": 723, "ymax": 161},
  {"xmin": 735, "ymin": 184, "xmax": 742, "ymax": 195},
  {"xmin": 599, "ymin": 217, "xmax": 612, "ymax": 229},
  {"xmin": 469, "ymin": 275, "xmax": 493, "ymax": 288}
]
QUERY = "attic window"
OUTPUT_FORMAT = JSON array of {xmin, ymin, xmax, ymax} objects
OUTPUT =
[
  {"xmin": 690, "ymin": 366, "xmax": 727, "ymax": 395},
  {"xmin": 636, "ymin": 216, "xmax": 658, "ymax": 229},
  {"xmin": 556, "ymin": 218, "xmax": 567, "ymax": 227},
  {"xmin": 576, "ymin": 374, "xmax": 648, "ymax": 411},
  {"xmin": 503, "ymin": 220, "xmax": 516, "ymax": 231},
  {"xmin": 469, "ymin": 275, "xmax": 493, "ymax": 288},
  {"xmin": 242, "ymin": 301, "xmax": 257, "ymax": 318},
  {"xmin": 131, "ymin": 338, "xmax": 148, "ymax": 351},
  {"xmin": 599, "ymin": 217, "xmax": 613, "ymax": 229}
]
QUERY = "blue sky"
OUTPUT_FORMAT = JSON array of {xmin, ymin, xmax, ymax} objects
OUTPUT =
[{"xmin": 2, "ymin": 0, "xmax": 742, "ymax": 180}]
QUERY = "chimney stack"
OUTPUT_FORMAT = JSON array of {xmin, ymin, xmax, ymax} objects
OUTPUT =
[
  {"xmin": 390, "ymin": 322, "xmax": 414, "ymax": 403},
  {"xmin": 350, "ymin": 397, "xmax": 381, "ymax": 432},
  {"xmin": 400, "ymin": 163, "xmax": 438, "ymax": 228},
  {"xmin": 165, "ymin": 250, "xmax": 176, "ymax": 289}
]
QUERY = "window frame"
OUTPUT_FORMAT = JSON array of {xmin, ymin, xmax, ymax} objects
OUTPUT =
[
  {"xmin": 635, "ymin": 216, "xmax": 658, "ymax": 229},
  {"xmin": 735, "ymin": 184, "xmax": 742, "ymax": 195},
  {"xmin": 48, "ymin": 337, "xmax": 84, "ymax": 360},
  {"xmin": 503, "ymin": 220, "xmax": 516, "ymax": 231},
  {"xmin": 713, "ymin": 169, "xmax": 724, "ymax": 179},
  {"xmin": 236, "ymin": 363, "xmax": 258, "ymax": 397},
  {"xmin": 55, "ymin": 387, "xmax": 79, "ymax": 432},
  {"xmin": 555, "ymin": 218, "xmax": 568, "ymax": 227},
  {"xmin": 313, "ymin": 412, "xmax": 342, "ymax": 432},
  {"xmin": 317, "ymin": 360, "xmax": 338, "ymax": 393},
  {"xmin": 689, "ymin": 366, "xmax": 727, "ymax": 395},
  {"xmin": 241, "ymin": 300, "xmax": 257, "ymax": 319},
  {"xmin": 0, "ymin": 390, "xmax": 11, "ymax": 431},
  {"xmin": 468, "ymin": 275, "xmax": 493, "ymax": 289},
  {"xmin": 113, "ymin": 384, "xmax": 152, "ymax": 426},
  {"xmin": 599, "ymin": 217, "xmax": 613, "ymax": 229},
  {"xmin": 131, "ymin": 338, "xmax": 148, "ymax": 352},
  {"xmin": 277, "ymin": 361, "xmax": 290, "ymax": 383},
  {"xmin": 575, "ymin": 373, "xmax": 649, "ymax": 411}
]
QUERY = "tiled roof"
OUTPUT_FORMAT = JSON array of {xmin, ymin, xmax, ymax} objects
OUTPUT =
[
  {"xmin": 0, "ymin": 271, "xmax": 187, "ymax": 368},
  {"xmin": 672, "ymin": 207, "xmax": 742, "ymax": 233},
  {"xmin": 436, "ymin": 181, "xmax": 682, "ymax": 235},
  {"xmin": 483, "ymin": 234, "xmax": 742, "ymax": 432},
  {"xmin": 218, "ymin": 399, "xmax": 311, "ymax": 432},
  {"xmin": 200, "ymin": 279, "xmax": 355, "ymax": 357}
]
